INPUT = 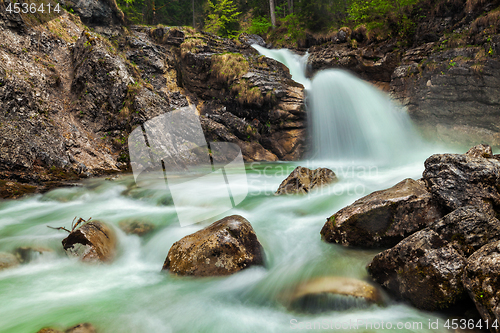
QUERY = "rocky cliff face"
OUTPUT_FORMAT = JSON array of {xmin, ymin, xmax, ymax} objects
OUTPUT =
[
  {"xmin": 0, "ymin": 3, "xmax": 304, "ymax": 195},
  {"xmin": 308, "ymin": 0, "xmax": 500, "ymax": 149}
]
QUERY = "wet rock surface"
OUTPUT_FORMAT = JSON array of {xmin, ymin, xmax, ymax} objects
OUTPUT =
[
  {"xmin": 422, "ymin": 152, "xmax": 500, "ymax": 214},
  {"xmin": 431, "ymin": 206, "xmax": 500, "ymax": 256},
  {"xmin": 321, "ymin": 178, "xmax": 442, "ymax": 248},
  {"xmin": 467, "ymin": 144, "xmax": 494, "ymax": 158},
  {"xmin": 464, "ymin": 241, "xmax": 500, "ymax": 330},
  {"xmin": 286, "ymin": 276, "xmax": 383, "ymax": 313},
  {"xmin": 62, "ymin": 221, "xmax": 117, "ymax": 262},
  {"xmin": 275, "ymin": 166, "xmax": 337, "ymax": 195},
  {"xmin": 368, "ymin": 228, "xmax": 467, "ymax": 311},
  {"xmin": 163, "ymin": 215, "xmax": 264, "ymax": 276},
  {"xmin": 368, "ymin": 206, "xmax": 500, "ymax": 311}
]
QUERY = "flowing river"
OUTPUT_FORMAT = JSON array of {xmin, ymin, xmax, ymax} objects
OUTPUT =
[{"xmin": 0, "ymin": 47, "xmax": 463, "ymax": 333}]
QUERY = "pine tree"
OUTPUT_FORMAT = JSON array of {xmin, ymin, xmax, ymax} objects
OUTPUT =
[{"xmin": 205, "ymin": 0, "xmax": 241, "ymax": 38}]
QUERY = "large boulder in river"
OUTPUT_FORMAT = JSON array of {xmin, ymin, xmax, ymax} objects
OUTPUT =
[
  {"xmin": 162, "ymin": 215, "xmax": 264, "ymax": 276},
  {"xmin": 422, "ymin": 149, "xmax": 500, "ymax": 214},
  {"xmin": 276, "ymin": 166, "xmax": 337, "ymax": 195},
  {"xmin": 464, "ymin": 241, "xmax": 500, "ymax": 330},
  {"xmin": 62, "ymin": 221, "xmax": 117, "ymax": 263},
  {"xmin": 0, "ymin": 252, "xmax": 20, "ymax": 271},
  {"xmin": 368, "ymin": 229, "xmax": 466, "ymax": 311},
  {"xmin": 321, "ymin": 178, "xmax": 442, "ymax": 248},
  {"xmin": 286, "ymin": 276, "xmax": 383, "ymax": 313},
  {"xmin": 368, "ymin": 207, "xmax": 500, "ymax": 311},
  {"xmin": 431, "ymin": 206, "xmax": 500, "ymax": 257}
]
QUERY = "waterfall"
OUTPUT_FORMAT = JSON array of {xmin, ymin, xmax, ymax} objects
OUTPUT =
[
  {"xmin": 252, "ymin": 45, "xmax": 311, "ymax": 89},
  {"xmin": 252, "ymin": 45, "xmax": 419, "ymax": 163}
]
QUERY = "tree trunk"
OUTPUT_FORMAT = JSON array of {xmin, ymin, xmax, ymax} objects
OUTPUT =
[
  {"xmin": 288, "ymin": 0, "xmax": 293, "ymax": 14},
  {"xmin": 270, "ymin": 0, "xmax": 276, "ymax": 27},
  {"xmin": 192, "ymin": 0, "xmax": 195, "ymax": 28}
]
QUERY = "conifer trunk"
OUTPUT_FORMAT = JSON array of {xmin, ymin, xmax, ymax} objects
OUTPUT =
[{"xmin": 270, "ymin": 0, "xmax": 276, "ymax": 27}]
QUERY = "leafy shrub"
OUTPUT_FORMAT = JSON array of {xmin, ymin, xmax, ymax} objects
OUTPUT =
[
  {"xmin": 248, "ymin": 16, "xmax": 272, "ymax": 35},
  {"xmin": 205, "ymin": 0, "xmax": 241, "ymax": 38}
]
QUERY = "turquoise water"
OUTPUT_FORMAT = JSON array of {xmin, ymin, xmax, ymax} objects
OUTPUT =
[{"xmin": 0, "ymin": 157, "xmax": 456, "ymax": 332}]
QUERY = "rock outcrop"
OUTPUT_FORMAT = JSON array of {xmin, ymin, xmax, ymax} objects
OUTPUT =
[
  {"xmin": 170, "ymin": 28, "xmax": 306, "ymax": 161},
  {"xmin": 307, "ymin": 1, "xmax": 500, "ymax": 149},
  {"xmin": 321, "ymin": 178, "xmax": 442, "ymax": 248},
  {"xmin": 62, "ymin": 221, "xmax": 117, "ymax": 262},
  {"xmin": 308, "ymin": 43, "xmax": 400, "ymax": 88},
  {"xmin": 391, "ymin": 46, "xmax": 500, "ymax": 149},
  {"xmin": 59, "ymin": 0, "xmax": 124, "ymax": 26},
  {"xmin": 286, "ymin": 276, "xmax": 383, "ymax": 313},
  {"xmin": 0, "ymin": 12, "xmax": 305, "ymax": 198},
  {"xmin": 275, "ymin": 166, "xmax": 337, "ymax": 195},
  {"xmin": 162, "ymin": 215, "xmax": 264, "ymax": 276}
]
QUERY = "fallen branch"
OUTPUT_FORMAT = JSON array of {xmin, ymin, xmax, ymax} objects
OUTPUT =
[{"xmin": 47, "ymin": 216, "xmax": 92, "ymax": 233}]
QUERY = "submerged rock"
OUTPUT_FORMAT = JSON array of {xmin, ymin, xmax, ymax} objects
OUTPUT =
[
  {"xmin": 65, "ymin": 323, "xmax": 96, "ymax": 333},
  {"xmin": 321, "ymin": 178, "xmax": 442, "ymax": 248},
  {"xmin": 37, "ymin": 329, "xmax": 63, "ymax": 333},
  {"xmin": 422, "ymin": 151, "xmax": 500, "ymax": 214},
  {"xmin": 0, "ymin": 252, "xmax": 20, "ymax": 271},
  {"xmin": 275, "ymin": 166, "xmax": 337, "ymax": 195},
  {"xmin": 118, "ymin": 219, "xmax": 155, "ymax": 236},
  {"xmin": 13, "ymin": 246, "xmax": 53, "ymax": 264},
  {"xmin": 37, "ymin": 323, "xmax": 96, "ymax": 333},
  {"xmin": 62, "ymin": 221, "xmax": 117, "ymax": 263},
  {"xmin": 464, "ymin": 241, "xmax": 500, "ymax": 329},
  {"xmin": 287, "ymin": 276, "xmax": 383, "ymax": 313},
  {"xmin": 163, "ymin": 215, "xmax": 264, "ymax": 276}
]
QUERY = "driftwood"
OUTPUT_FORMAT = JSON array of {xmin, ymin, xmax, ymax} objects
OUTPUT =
[{"xmin": 48, "ymin": 217, "xmax": 117, "ymax": 263}]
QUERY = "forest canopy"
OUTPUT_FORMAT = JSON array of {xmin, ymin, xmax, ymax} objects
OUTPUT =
[{"xmin": 115, "ymin": 0, "xmax": 439, "ymax": 46}]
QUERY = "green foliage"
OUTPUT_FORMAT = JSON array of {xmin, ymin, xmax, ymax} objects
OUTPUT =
[
  {"xmin": 205, "ymin": 0, "xmax": 241, "ymax": 38},
  {"xmin": 267, "ymin": 13, "xmax": 305, "ymax": 47},
  {"xmin": 348, "ymin": 0, "xmax": 419, "ymax": 24},
  {"xmin": 248, "ymin": 16, "xmax": 272, "ymax": 35},
  {"xmin": 284, "ymin": 14, "xmax": 304, "ymax": 40},
  {"xmin": 347, "ymin": 0, "xmax": 418, "ymax": 43},
  {"xmin": 116, "ymin": 0, "xmax": 145, "ymax": 24}
]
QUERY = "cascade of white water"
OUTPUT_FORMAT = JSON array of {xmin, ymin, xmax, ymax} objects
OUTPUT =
[{"xmin": 252, "ymin": 45, "xmax": 420, "ymax": 163}]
